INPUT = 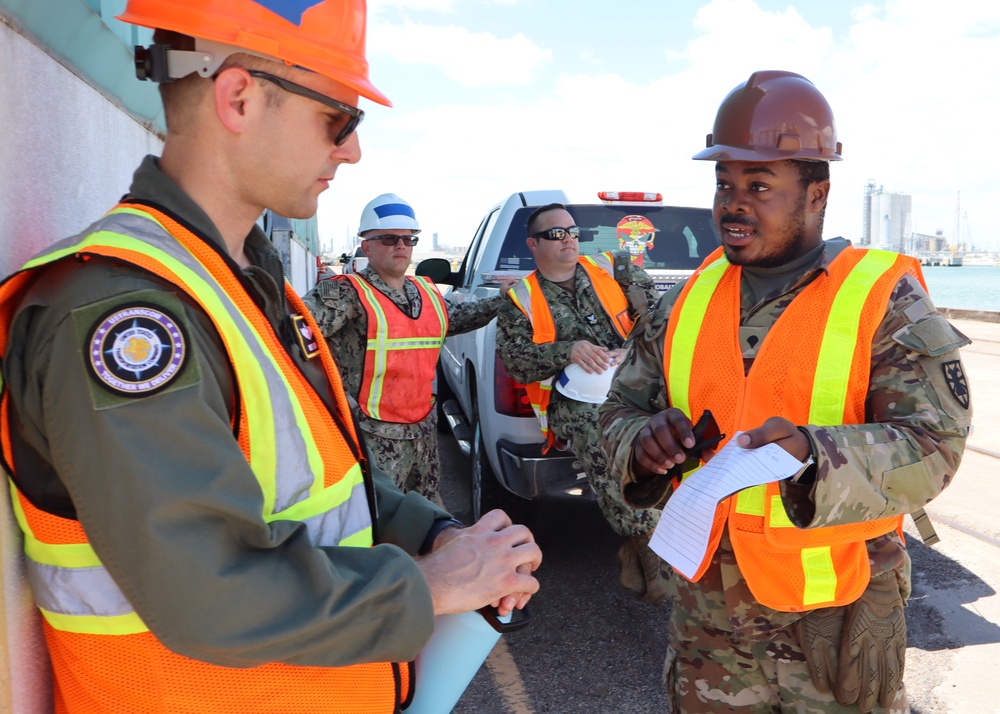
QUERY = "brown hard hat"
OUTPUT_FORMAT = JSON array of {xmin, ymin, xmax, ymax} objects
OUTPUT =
[{"xmin": 693, "ymin": 70, "xmax": 842, "ymax": 162}]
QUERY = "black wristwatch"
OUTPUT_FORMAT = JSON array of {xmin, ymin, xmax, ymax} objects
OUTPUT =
[{"xmin": 419, "ymin": 517, "xmax": 464, "ymax": 555}]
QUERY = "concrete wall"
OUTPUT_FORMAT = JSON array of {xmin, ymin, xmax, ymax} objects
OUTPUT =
[
  {"xmin": 0, "ymin": 20, "xmax": 162, "ymax": 714},
  {"xmin": 0, "ymin": 9, "xmax": 323, "ymax": 709},
  {"xmin": 0, "ymin": 21, "xmax": 162, "ymax": 276}
]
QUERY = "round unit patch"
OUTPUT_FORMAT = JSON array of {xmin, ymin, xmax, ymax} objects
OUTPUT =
[{"xmin": 87, "ymin": 304, "xmax": 188, "ymax": 397}]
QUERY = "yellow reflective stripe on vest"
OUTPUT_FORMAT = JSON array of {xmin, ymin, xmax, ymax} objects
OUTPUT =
[
  {"xmin": 349, "ymin": 275, "xmax": 447, "ymax": 421},
  {"xmin": 761, "ymin": 496, "xmax": 848, "ymax": 605},
  {"xmin": 12, "ymin": 208, "xmax": 372, "ymax": 634},
  {"xmin": 507, "ymin": 279, "xmax": 536, "ymax": 332},
  {"xmin": 508, "ymin": 282, "xmax": 529, "ymax": 314},
  {"xmin": 810, "ymin": 250, "xmax": 898, "ymax": 426},
  {"xmin": 60, "ymin": 214, "xmax": 283, "ymax": 513},
  {"xmin": 507, "ymin": 279, "xmax": 554, "ymax": 430},
  {"xmin": 347, "ymin": 275, "xmax": 391, "ymax": 419},
  {"xmin": 40, "ymin": 609, "xmax": 147, "ymax": 636},
  {"xmin": 801, "ymin": 547, "xmax": 837, "ymax": 605},
  {"xmin": 415, "ymin": 275, "xmax": 449, "ymax": 331},
  {"xmin": 730, "ymin": 251, "xmax": 900, "ymax": 605},
  {"xmin": 95, "ymin": 208, "xmax": 366, "ymax": 524},
  {"xmin": 667, "ymin": 256, "xmax": 729, "ymax": 418},
  {"xmin": 7, "ymin": 484, "xmax": 148, "ymax": 634}
]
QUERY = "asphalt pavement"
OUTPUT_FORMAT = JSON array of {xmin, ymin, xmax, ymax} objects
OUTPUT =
[{"xmin": 439, "ymin": 317, "xmax": 1000, "ymax": 713}]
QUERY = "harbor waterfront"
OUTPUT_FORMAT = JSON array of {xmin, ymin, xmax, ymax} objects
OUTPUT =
[{"xmin": 919, "ymin": 265, "xmax": 1000, "ymax": 314}]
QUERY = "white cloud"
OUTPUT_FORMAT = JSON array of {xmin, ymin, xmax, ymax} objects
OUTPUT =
[
  {"xmin": 319, "ymin": 0, "xmax": 1000, "ymax": 254},
  {"xmin": 370, "ymin": 22, "xmax": 552, "ymax": 86},
  {"xmin": 368, "ymin": 0, "xmax": 459, "ymax": 14}
]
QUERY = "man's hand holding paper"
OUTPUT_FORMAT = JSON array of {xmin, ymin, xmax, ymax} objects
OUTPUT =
[{"xmin": 648, "ymin": 429, "xmax": 812, "ymax": 579}]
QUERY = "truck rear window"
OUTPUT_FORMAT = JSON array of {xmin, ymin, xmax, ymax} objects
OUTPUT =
[{"xmin": 492, "ymin": 205, "xmax": 718, "ymax": 273}]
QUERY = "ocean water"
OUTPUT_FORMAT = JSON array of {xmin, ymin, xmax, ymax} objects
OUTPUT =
[{"xmin": 921, "ymin": 265, "xmax": 1000, "ymax": 312}]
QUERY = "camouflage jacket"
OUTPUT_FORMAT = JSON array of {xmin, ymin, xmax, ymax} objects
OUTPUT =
[
  {"xmin": 303, "ymin": 266, "xmax": 503, "ymax": 437},
  {"xmin": 599, "ymin": 238, "xmax": 973, "ymax": 638},
  {"xmin": 496, "ymin": 255, "xmax": 660, "ymax": 398}
]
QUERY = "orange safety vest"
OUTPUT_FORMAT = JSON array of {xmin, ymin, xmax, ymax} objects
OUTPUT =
[
  {"xmin": 508, "ymin": 253, "xmax": 632, "ymax": 447},
  {"xmin": 0, "ymin": 204, "xmax": 413, "ymax": 714},
  {"xmin": 340, "ymin": 274, "xmax": 449, "ymax": 423},
  {"xmin": 664, "ymin": 245, "xmax": 925, "ymax": 611}
]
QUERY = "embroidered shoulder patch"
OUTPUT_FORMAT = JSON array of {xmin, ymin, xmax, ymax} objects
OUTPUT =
[
  {"xmin": 86, "ymin": 303, "xmax": 189, "ymax": 397},
  {"xmin": 941, "ymin": 359, "xmax": 970, "ymax": 410},
  {"xmin": 290, "ymin": 313, "xmax": 320, "ymax": 360}
]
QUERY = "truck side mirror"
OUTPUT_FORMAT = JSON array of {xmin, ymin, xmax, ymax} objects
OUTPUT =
[{"xmin": 416, "ymin": 257, "xmax": 457, "ymax": 286}]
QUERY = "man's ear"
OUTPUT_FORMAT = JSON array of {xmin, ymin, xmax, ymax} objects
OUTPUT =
[
  {"xmin": 808, "ymin": 179, "xmax": 831, "ymax": 215},
  {"xmin": 212, "ymin": 66, "xmax": 256, "ymax": 134}
]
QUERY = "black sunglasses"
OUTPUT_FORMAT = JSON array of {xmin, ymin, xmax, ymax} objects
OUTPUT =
[
  {"xmin": 247, "ymin": 70, "xmax": 364, "ymax": 147},
  {"xmin": 530, "ymin": 226, "xmax": 581, "ymax": 241},
  {"xmin": 365, "ymin": 234, "xmax": 419, "ymax": 247}
]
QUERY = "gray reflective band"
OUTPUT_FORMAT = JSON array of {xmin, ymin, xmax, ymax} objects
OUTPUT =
[
  {"xmin": 373, "ymin": 338, "xmax": 445, "ymax": 348},
  {"xmin": 509, "ymin": 283, "xmax": 533, "ymax": 319},
  {"xmin": 304, "ymin": 482, "xmax": 373, "ymax": 545},
  {"xmin": 19, "ymin": 211, "xmax": 377, "ymax": 622},
  {"xmin": 26, "ymin": 561, "xmax": 134, "ymax": 617},
  {"xmin": 94, "ymin": 211, "xmax": 315, "ymax": 512}
]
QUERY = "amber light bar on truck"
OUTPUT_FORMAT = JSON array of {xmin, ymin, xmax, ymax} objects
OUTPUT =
[{"xmin": 597, "ymin": 191, "xmax": 662, "ymax": 202}]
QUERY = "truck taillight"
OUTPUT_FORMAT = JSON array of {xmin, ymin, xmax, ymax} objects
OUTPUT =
[
  {"xmin": 597, "ymin": 191, "xmax": 662, "ymax": 202},
  {"xmin": 494, "ymin": 353, "xmax": 534, "ymax": 417}
]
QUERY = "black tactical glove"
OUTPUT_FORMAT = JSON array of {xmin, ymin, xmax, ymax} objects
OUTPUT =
[{"xmin": 836, "ymin": 571, "xmax": 907, "ymax": 712}]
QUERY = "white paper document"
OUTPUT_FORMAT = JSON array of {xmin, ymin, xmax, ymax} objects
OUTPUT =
[{"xmin": 649, "ymin": 432, "xmax": 808, "ymax": 579}]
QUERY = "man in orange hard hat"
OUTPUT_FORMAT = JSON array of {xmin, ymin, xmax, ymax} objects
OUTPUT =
[
  {"xmin": 601, "ymin": 70, "xmax": 971, "ymax": 712},
  {"xmin": 0, "ymin": 2, "xmax": 540, "ymax": 712}
]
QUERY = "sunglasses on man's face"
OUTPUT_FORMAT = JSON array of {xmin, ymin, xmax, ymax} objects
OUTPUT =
[
  {"xmin": 366, "ymin": 234, "xmax": 419, "ymax": 247},
  {"xmin": 530, "ymin": 226, "xmax": 581, "ymax": 241},
  {"xmin": 247, "ymin": 70, "xmax": 364, "ymax": 147}
]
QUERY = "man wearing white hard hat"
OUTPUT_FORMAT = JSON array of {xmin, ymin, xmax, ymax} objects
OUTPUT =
[
  {"xmin": 497, "ymin": 203, "xmax": 667, "ymax": 605},
  {"xmin": 305, "ymin": 193, "xmax": 513, "ymax": 505}
]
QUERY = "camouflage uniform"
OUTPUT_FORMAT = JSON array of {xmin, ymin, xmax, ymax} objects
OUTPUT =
[
  {"xmin": 599, "ymin": 238, "xmax": 972, "ymax": 712},
  {"xmin": 303, "ymin": 266, "xmax": 503, "ymax": 505},
  {"xmin": 497, "ymin": 254, "xmax": 661, "ymax": 537}
]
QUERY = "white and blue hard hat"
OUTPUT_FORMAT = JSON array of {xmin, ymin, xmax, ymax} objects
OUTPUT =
[
  {"xmin": 357, "ymin": 193, "xmax": 421, "ymax": 235},
  {"xmin": 555, "ymin": 363, "xmax": 615, "ymax": 404}
]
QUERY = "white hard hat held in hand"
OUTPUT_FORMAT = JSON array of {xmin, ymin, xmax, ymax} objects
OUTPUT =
[{"xmin": 555, "ymin": 363, "xmax": 615, "ymax": 404}]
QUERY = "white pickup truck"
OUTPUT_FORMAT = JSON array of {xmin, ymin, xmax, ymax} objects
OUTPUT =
[{"xmin": 417, "ymin": 190, "xmax": 718, "ymax": 521}]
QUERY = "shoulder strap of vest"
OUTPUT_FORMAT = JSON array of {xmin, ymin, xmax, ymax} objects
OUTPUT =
[{"xmin": 578, "ymin": 254, "xmax": 632, "ymax": 339}]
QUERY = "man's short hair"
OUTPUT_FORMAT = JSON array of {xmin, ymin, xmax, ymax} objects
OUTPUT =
[
  {"xmin": 790, "ymin": 159, "xmax": 830, "ymax": 231},
  {"xmin": 526, "ymin": 203, "xmax": 567, "ymax": 237},
  {"xmin": 153, "ymin": 29, "xmax": 286, "ymax": 134},
  {"xmin": 791, "ymin": 159, "xmax": 830, "ymax": 189}
]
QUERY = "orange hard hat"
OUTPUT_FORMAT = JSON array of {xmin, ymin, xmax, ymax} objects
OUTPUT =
[
  {"xmin": 693, "ymin": 70, "xmax": 841, "ymax": 162},
  {"xmin": 117, "ymin": 0, "xmax": 390, "ymax": 106}
]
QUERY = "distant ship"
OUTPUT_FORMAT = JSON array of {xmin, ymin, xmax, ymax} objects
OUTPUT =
[
  {"xmin": 918, "ymin": 254, "xmax": 964, "ymax": 267},
  {"xmin": 961, "ymin": 253, "xmax": 1000, "ymax": 267}
]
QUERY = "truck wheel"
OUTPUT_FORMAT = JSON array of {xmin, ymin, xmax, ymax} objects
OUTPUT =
[
  {"xmin": 435, "ymin": 363, "xmax": 454, "ymax": 434},
  {"xmin": 472, "ymin": 417, "xmax": 507, "ymax": 522},
  {"xmin": 471, "ymin": 417, "xmax": 532, "ymax": 524}
]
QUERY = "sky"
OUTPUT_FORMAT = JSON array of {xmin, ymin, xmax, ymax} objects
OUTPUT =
[{"xmin": 315, "ymin": 0, "xmax": 1000, "ymax": 256}]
